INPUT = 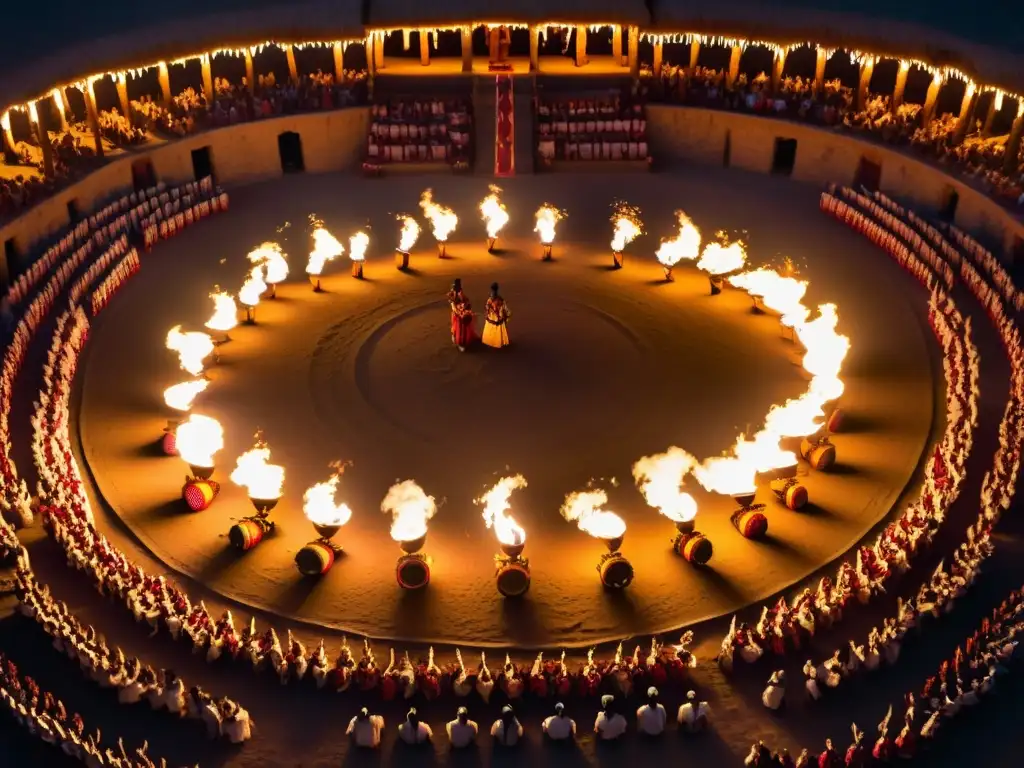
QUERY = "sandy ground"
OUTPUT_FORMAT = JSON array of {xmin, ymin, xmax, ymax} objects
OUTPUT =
[{"xmin": 75, "ymin": 171, "xmax": 935, "ymax": 648}]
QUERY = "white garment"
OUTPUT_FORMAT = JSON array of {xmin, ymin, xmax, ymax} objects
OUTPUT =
[
  {"xmin": 398, "ymin": 721, "xmax": 433, "ymax": 745},
  {"xmin": 636, "ymin": 703, "xmax": 667, "ymax": 735},
  {"xmin": 347, "ymin": 715, "xmax": 383, "ymax": 748},
  {"xmin": 595, "ymin": 712, "xmax": 628, "ymax": 740},
  {"xmin": 542, "ymin": 715, "xmax": 575, "ymax": 740},
  {"xmin": 490, "ymin": 719, "xmax": 523, "ymax": 746},
  {"xmin": 446, "ymin": 720, "xmax": 478, "ymax": 748}
]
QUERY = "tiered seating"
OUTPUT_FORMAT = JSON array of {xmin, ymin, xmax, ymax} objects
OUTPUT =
[
  {"xmin": 365, "ymin": 99, "xmax": 473, "ymax": 167},
  {"xmin": 536, "ymin": 97, "xmax": 649, "ymax": 165}
]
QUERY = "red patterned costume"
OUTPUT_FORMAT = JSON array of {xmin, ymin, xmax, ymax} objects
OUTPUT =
[{"xmin": 447, "ymin": 280, "xmax": 476, "ymax": 350}]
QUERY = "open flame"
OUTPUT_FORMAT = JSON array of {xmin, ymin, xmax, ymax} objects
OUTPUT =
[
  {"xmin": 419, "ymin": 189, "xmax": 458, "ymax": 242},
  {"xmin": 238, "ymin": 265, "xmax": 267, "ymax": 308},
  {"xmin": 247, "ymin": 242, "xmax": 289, "ymax": 285},
  {"xmin": 733, "ymin": 429, "xmax": 798, "ymax": 474},
  {"xmin": 764, "ymin": 394, "xmax": 825, "ymax": 438},
  {"xmin": 655, "ymin": 210, "xmax": 702, "ymax": 267},
  {"xmin": 560, "ymin": 488, "xmax": 627, "ymax": 540},
  {"xmin": 230, "ymin": 433, "xmax": 285, "ymax": 500},
  {"xmin": 610, "ymin": 202, "xmax": 643, "ymax": 252},
  {"xmin": 697, "ymin": 235, "xmax": 748, "ymax": 276},
  {"xmin": 175, "ymin": 414, "xmax": 223, "ymax": 468},
  {"xmin": 303, "ymin": 473, "xmax": 353, "ymax": 527},
  {"xmin": 797, "ymin": 303, "xmax": 850, "ymax": 380},
  {"xmin": 381, "ymin": 479, "xmax": 437, "ymax": 542},
  {"xmin": 165, "ymin": 325, "xmax": 214, "ymax": 376},
  {"xmin": 693, "ymin": 454, "xmax": 757, "ymax": 496},
  {"xmin": 163, "ymin": 379, "xmax": 209, "ymax": 412},
  {"xmin": 205, "ymin": 289, "xmax": 238, "ymax": 333},
  {"xmin": 307, "ymin": 221, "xmax": 344, "ymax": 276},
  {"xmin": 476, "ymin": 474, "xmax": 528, "ymax": 547},
  {"xmin": 396, "ymin": 215, "xmax": 420, "ymax": 252},
  {"xmin": 632, "ymin": 447, "xmax": 699, "ymax": 523},
  {"xmin": 480, "ymin": 185, "xmax": 509, "ymax": 238},
  {"xmin": 728, "ymin": 267, "xmax": 810, "ymax": 327},
  {"xmin": 348, "ymin": 231, "xmax": 370, "ymax": 262},
  {"xmin": 534, "ymin": 204, "xmax": 565, "ymax": 245}
]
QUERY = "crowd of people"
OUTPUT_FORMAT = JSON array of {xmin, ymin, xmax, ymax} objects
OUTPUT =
[
  {"xmin": 365, "ymin": 98, "xmax": 474, "ymax": 166},
  {"xmin": 535, "ymin": 95, "xmax": 649, "ymax": 163}
]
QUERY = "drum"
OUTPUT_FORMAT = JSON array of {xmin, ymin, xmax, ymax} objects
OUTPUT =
[
  {"xmin": 230, "ymin": 518, "xmax": 269, "ymax": 551},
  {"xmin": 395, "ymin": 251, "xmax": 409, "ymax": 270},
  {"xmin": 801, "ymin": 438, "xmax": 836, "ymax": 471},
  {"xmin": 598, "ymin": 553, "xmax": 634, "ymax": 589},
  {"xmin": 732, "ymin": 509, "xmax": 769, "ymax": 540},
  {"xmin": 396, "ymin": 554, "xmax": 430, "ymax": 589},
  {"xmin": 673, "ymin": 531, "xmax": 713, "ymax": 565},
  {"xmin": 351, "ymin": 261, "xmax": 364, "ymax": 279},
  {"xmin": 826, "ymin": 407, "xmax": 844, "ymax": 433},
  {"xmin": 612, "ymin": 251, "xmax": 624, "ymax": 269},
  {"xmin": 182, "ymin": 479, "xmax": 219, "ymax": 512},
  {"xmin": 161, "ymin": 431, "xmax": 177, "ymax": 456},
  {"xmin": 771, "ymin": 478, "xmax": 808, "ymax": 510},
  {"xmin": 295, "ymin": 542, "xmax": 335, "ymax": 576},
  {"xmin": 495, "ymin": 561, "xmax": 531, "ymax": 597}
]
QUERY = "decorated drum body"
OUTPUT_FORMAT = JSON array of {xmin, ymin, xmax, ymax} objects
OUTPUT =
[
  {"xmin": 495, "ymin": 561, "xmax": 531, "ymax": 597},
  {"xmin": 396, "ymin": 554, "xmax": 430, "ymax": 589},
  {"xmin": 826, "ymin": 407, "xmax": 844, "ymax": 433},
  {"xmin": 230, "ymin": 519, "xmax": 265, "ymax": 551},
  {"xmin": 806, "ymin": 443, "xmax": 836, "ymax": 471},
  {"xmin": 181, "ymin": 479, "xmax": 219, "ymax": 512},
  {"xmin": 295, "ymin": 541, "xmax": 335, "ymax": 576},
  {"xmin": 673, "ymin": 531, "xmax": 713, "ymax": 565},
  {"xmin": 599, "ymin": 554, "xmax": 634, "ymax": 589},
  {"xmin": 771, "ymin": 478, "xmax": 808, "ymax": 510},
  {"xmin": 162, "ymin": 431, "xmax": 178, "ymax": 456},
  {"xmin": 732, "ymin": 509, "xmax": 769, "ymax": 539}
]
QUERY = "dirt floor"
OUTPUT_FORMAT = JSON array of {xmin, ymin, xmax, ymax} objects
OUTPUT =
[{"xmin": 75, "ymin": 171, "xmax": 935, "ymax": 648}]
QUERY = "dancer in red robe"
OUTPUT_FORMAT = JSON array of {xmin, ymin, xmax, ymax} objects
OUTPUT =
[{"xmin": 447, "ymin": 279, "xmax": 477, "ymax": 351}]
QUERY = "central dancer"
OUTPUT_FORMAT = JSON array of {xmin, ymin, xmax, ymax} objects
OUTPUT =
[{"xmin": 446, "ymin": 278, "xmax": 477, "ymax": 352}]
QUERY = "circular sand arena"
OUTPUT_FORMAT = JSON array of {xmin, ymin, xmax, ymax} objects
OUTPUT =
[{"xmin": 77, "ymin": 169, "xmax": 937, "ymax": 647}]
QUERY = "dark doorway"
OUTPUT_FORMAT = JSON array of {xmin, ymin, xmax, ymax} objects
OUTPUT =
[
  {"xmin": 278, "ymin": 132, "xmax": 305, "ymax": 173},
  {"xmin": 131, "ymin": 158, "xmax": 156, "ymax": 191},
  {"xmin": 4, "ymin": 238, "xmax": 20, "ymax": 281},
  {"xmin": 1011, "ymin": 235, "xmax": 1023, "ymax": 267},
  {"xmin": 771, "ymin": 138, "xmax": 797, "ymax": 176},
  {"xmin": 854, "ymin": 156, "xmax": 882, "ymax": 192},
  {"xmin": 723, "ymin": 130, "xmax": 732, "ymax": 168},
  {"xmin": 66, "ymin": 198, "xmax": 80, "ymax": 223},
  {"xmin": 938, "ymin": 186, "xmax": 959, "ymax": 222},
  {"xmin": 191, "ymin": 146, "xmax": 214, "ymax": 182}
]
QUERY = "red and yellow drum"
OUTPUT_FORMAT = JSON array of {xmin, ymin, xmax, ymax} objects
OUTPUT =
[
  {"xmin": 181, "ymin": 479, "xmax": 219, "ymax": 512},
  {"xmin": 295, "ymin": 541, "xmax": 335, "ymax": 576},
  {"xmin": 229, "ymin": 517, "xmax": 270, "ymax": 551},
  {"xmin": 496, "ymin": 560, "xmax": 531, "ymax": 597},
  {"xmin": 826, "ymin": 407, "xmax": 844, "ymax": 433},
  {"xmin": 598, "ymin": 553, "xmax": 634, "ymax": 589},
  {"xmin": 732, "ymin": 508, "xmax": 769, "ymax": 540},
  {"xmin": 770, "ymin": 478, "xmax": 808, "ymax": 510},
  {"xmin": 396, "ymin": 554, "xmax": 430, "ymax": 589},
  {"xmin": 801, "ymin": 438, "xmax": 836, "ymax": 470},
  {"xmin": 673, "ymin": 531, "xmax": 713, "ymax": 565},
  {"xmin": 395, "ymin": 251, "xmax": 410, "ymax": 270},
  {"xmin": 162, "ymin": 431, "xmax": 178, "ymax": 456}
]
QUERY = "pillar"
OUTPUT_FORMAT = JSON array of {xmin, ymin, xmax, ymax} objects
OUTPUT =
[
  {"xmin": 982, "ymin": 91, "xmax": 1003, "ymax": 136},
  {"xmin": 575, "ymin": 25, "xmax": 588, "ymax": 67},
  {"xmin": 857, "ymin": 58, "xmax": 875, "ymax": 111},
  {"xmin": 419, "ymin": 30, "xmax": 430, "ymax": 66},
  {"xmin": 770, "ymin": 47, "xmax": 787, "ymax": 93},
  {"xmin": 813, "ymin": 47, "xmax": 827, "ymax": 95},
  {"xmin": 115, "ymin": 74, "xmax": 132, "ymax": 124},
  {"xmin": 285, "ymin": 44, "xmax": 299, "ymax": 81},
  {"xmin": 726, "ymin": 45, "xmax": 741, "ymax": 89},
  {"xmin": 891, "ymin": 60, "xmax": 910, "ymax": 113},
  {"xmin": 1003, "ymin": 106, "xmax": 1024, "ymax": 175},
  {"xmin": 921, "ymin": 73, "xmax": 943, "ymax": 126},
  {"xmin": 461, "ymin": 27, "xmax": 472, "ymax": 72},
  {"xmin": 245, "ymin": 49, "xmax": 256, "ymax": 92},
  {"xmin": 612, "ymin": 24, "xmax": 623, "ymax": 65},
  {"xmin": 1, "ymin": 112, "xmax": 16, "ymax": 159},
  {"xmin": 332, "ymin": 42, "xmax": 343, "ymax": 81},
  {"xmin": 375, "ymin": 33, "xmax": 386, "ymax": 71},
  {"xmin": 953, "ymin": 83, "xmax": 978, "ymax": 145},
  {"xmin": 529, "ymin": 26, "xmax": 539, "ymax": 72},
  {"xmin": 29, "ymin": 104, "xmax": 55, "ymax": 178},
  {"xmin": 158, "ymin": 62, "xmax": 172, "ymax": 106},
  {"xmin": 653, "ymin": 41, "xmax": 664, "ymax": 80},
  {"xmin": 51, "ymin": 89, "xmax": 70, "ymax": 132},
  {"xmin": 199, "ymin": 55, "xmax": 214, "ymax": 102},
  {"xmin": 688, "ymin": 41, "xmax": 700, "ymax": 76},
  {"xmin": 83, "ymin": 80, "xmax": 104, "ymax": 157},
  {"xmin": 627, "ymin": 26, "xmax": 639, "ymax": 79}
]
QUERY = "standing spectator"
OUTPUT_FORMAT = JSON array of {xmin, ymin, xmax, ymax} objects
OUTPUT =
[
  {"xmin": 346, "ymin": 707, "xmax": 383, "ymax": 748},
  {"xmin": 636, "ymin": 686, "xmax": 667, "ymax": 736},
  {"xmin": 594, "ymin": 695, "xmax": 628, "ymax": 741}
]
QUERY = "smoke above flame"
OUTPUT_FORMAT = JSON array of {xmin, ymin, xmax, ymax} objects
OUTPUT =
[
  {"xmin": 247, "ymin": 242, "xmax": 289, "ymax": 284},
  {"xmin": 175, "ymin": 413, "xmax": 223, "ymax": 468},
  {"xmin": 163, "ymin": 379, "xmax": 209, "ymax": 412},
  {"xmin": 655, "ymin": 210, "xmax": 702, "ymax": 268},
  {"xmin": 560, "ymin": 488, "xmax": 627, "ymax": 540},
  {"xmin": 396, "ymin": 215, "xmax": 420, "ymax": 252},
  {"xmin": 632, "ymin": 447, "xmax": 699, "ymax": 523},
  {"xmin": 303, "ymin": 472, "xmax": 353, "ymax": 527},
  {"xmin": 381, "ymin": 479, "xmax": 437, "ymax": 542},
  {"xmin": 238, "ymin": 265, "xmax": 267, "ymax": 308},
  {"xmin": 476, "ymin": 474, "xmax": 528, "ymax": 547},
  {"xmin": 205, "ymin": 290, "xmax": 238, "ymax": 333},
  {"xmin": 166, "ymin": 325, "xmax": 214, "ymax": 376},
  {"xmin": 307, "ymin": 221, "xmax": 344, "ymax": 276},
  {"xmin": 697, "ymin": 235, "xmax": 748, "ymax": 276},
  {"xmin": 230, "ymin": 434, "xmax": 285, "ymax": 500},
  {"xmin": 534, "ymin": 204, "xmax": 565, "ymax": 245},
  {"xmin": 480, "ymin": 185, "xmax": 509, "ymax": 238},
  {"xmin": 349, "ymin": 231, "xmax": 370, "ymax": 262},
  {"xmin": 610, "ymin": 202, "xmax": 643, "ymax": 252},
  {"xmin": 419, "ymin": 189, "xmax": 458, "ymax": 242}
]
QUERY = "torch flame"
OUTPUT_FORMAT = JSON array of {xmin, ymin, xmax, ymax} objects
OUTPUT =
[
  {"xmin": 307, "ymin": 223, "xmax": 344, "ymax": 276},
  {"xmin": 348, "ymin": 231, "xmax": 370, "ymax": 263},
  {"xmin": 381, "ymin": 479, "xmax": 437, "ymax": 542},
  {"xmin": 165, "ymin": 325, "xmax": 214, "ymax": 377},
  {"xmin": 476, "ymin": 475, "xmax": 528, "ymax": 547},
  {"xmin": 632, "ymin": 447, "xmax": 699, "ymax": 523},
  {"xmin": 163, "ymin": 379, "xmax": 209, "ymax": 412},
  {"xmin": 247, "ymin": 242, "xmax": 289, "ymax": 285},
  {"xmin": 697, "ymin": 235, "xmax": 747, "ymax": 276},
  {"xmin": 419, "ymin": 189, "xmax": 458, "ymax": 242},
  {"xmin": 560, "ymin": 488, "xmax": 627, "ymax": 539},
  {"xmin": 205, "ymin": 290, "xmax": 238, "ymax": 333},
  {"xmin": 303, "ymin": 474, "xmax": 353, "ymax": 527},
  {"xmin": 655, "ymin": 210, "xmax": 702, "ymax": 267},
  {"xmin": 764, "ymin": 394, "xmax": 825, "ymax": 438},
  {"xmin": 728, "ymin": 267, "xmax": 810, "ymax": 327},
  {"xmin": 733, "ymin": 429, "xmax": 798, "ymax": 473},
  {"xmin": 175, "ymin": 414, "xmax": 223, "ymax": 468},
  {"xmin": 238, "ymin": 266, "xmax": 266, "ymax": 308},
  {"xmin": 479, "ymin": 185, "xmax": 509, "ymax": 239},
  {"xmin": 796, "ymin": 304, "xmax": 850, "ymax": 380},
  {"xmin": 610, "ymin": 202, "xmax": 643, "ymax": 252},
  {"xmin": 693, "ymin": 454, "xmax": 757, "ymax": 496},
  {"xmin": 230, "ymin": 435, "xmax": 285, "ymax": 500},
  {"xmin": 396, "ymin": 215, "xmax": 420, "ymax": 252},
  {"xmin": 534, "ymin": 204, "xmax": 565, "ymax": 245}
]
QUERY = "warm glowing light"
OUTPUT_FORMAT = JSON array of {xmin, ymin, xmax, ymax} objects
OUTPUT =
[
  {"xmin": 175, "ymin": 414, "xmax": 224, "ymax": 468},
  {"xmin": 610, "ymin": 202, "xmax": 643, "ymax": 252},
  {"xmin": 632, "ymin": 447, "xmax": 699, "ymax": 523},
  {"xmin": 349, "ymin": 231, "xmax": 369, "ymax": 262},
  {"xmin": 477, "ymin": 475, "xmax": 528, "ymax": 547},
  {"xmin": 764, "ymin": 394, "xmax": 825, "ymax": 438},
  {"xmin": 693, "ymin": 455, "xmax": 757, "ymax": 496},
  {"xmin": 231, "ymin": 435, "xmax": 285, "ymax": 500},
  {"xmin": 655, "ymin": 210, "xmax": 702, "ymax": 267},
  {"xmin": 728, "ymin": 267, "xmax": 810, "ymax": 326},
  {"xmin": 165, "ymin": 325, "xmax": 214, "ymax": 376},
  {"xmin": 163, "ymin": 379, "xmax": 209, "ymax": 412},
  {"xmin": 560, "ymin": 489, "xmax": 627, "ymax": 539},
  {"xmin": 303, "ymin": 473, "xmax": 353, "ymax": 527},
  {"xmin": 697, "ymin": 235, "xmax": 747, "ymax": 275},
  {"xmin": 733, "ymin": 429, "xmax": 798, "ymax": 474},
  {"xmin": 247, "ymin": 242, "xmax": 289, "ymax": 285},
  {"xmin": 238, "ymin": 266, "xmax": 266, "ymax": 308},
  {"xmin": 381, "ymin": 479, "xmax": 437, "ymax": 542},
  {"xmin": 307, "ymin": 222, "xmax": 344, "ymax": 275},
  {"xmin": 205, "ymin": 290, "xmax": 238, "ymax": 333},
  {"xmin": 480, "ymin": 185, "xmax": 510, "ymax": 239},
  {"xmin": 396, "ymin": 215, "xmax": 420, "ymax": 252},
  {"xmin": 796, "ymin": 304, "xmax": 850, "ymax": 380},
  {"xmin": 419, "ymin": 189, "xmax": 458, "ymax": 242},
  {"xmin": 534, "ymin": 204, "xmax": 565, "ymax": 245}
]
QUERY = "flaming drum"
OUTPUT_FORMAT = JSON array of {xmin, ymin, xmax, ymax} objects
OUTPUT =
[
  {"xmin": 162, "ymin": 431, "xmax": 178, "ymax": 456},
  {"xmin": 395, "ymin": 534, "xmax": 431, "ymax": 590},
  {"xmin": 671, "ymin": 520, "xmax": 713, "ymax": 565},
  {"xmin": 295, "ymin": 521, "xmax": 344, "ymax": 577},
  {"xmin": 800, "ymin": 435, "xmax": 836, "ymax": 471},
  {"xmin": 395, "ymin": 250, "xmax": 410, "ymax": 270},
  {"xmin": 495, "ymin": 540, "xmax": 530, "ymax": 598},
  {"xmin": 181, "ymin": 478, "xmax": 220, "ymax": 512},
  {"xmin": 229, "ymin": 498, "xmax": 278, "ymax": 551},
  {"xmin": 597, "ymin": 534, "xmax": 634, "ymax": 590},
  {"xmin": 612, "ymin": 250, "xmax": 625, "ymax": 269},
  {"xmin": 770, "ymin": 477, "xmax": 809, "ymax": 510},
  {"xmin": 730, "ymin": 492, "xmax": 769, "ymax": 540}
]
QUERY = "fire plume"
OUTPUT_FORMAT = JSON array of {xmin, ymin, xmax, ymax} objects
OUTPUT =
[
  {"xmin": 205, "ymin": 289, "xmax": 238, "ymax": 333},
  {"xmin": 693, "ymin": 454, "xmax": 757, "ymax": 496},
  {"xmin": 655, "ymin": 210, "xmax": 702, "ymax": 267},
  {"xmin": 247, "ymin": 242, "xmax": 289, "ymax": 285},
  {"xmin": 728, "ymin": 267, "xmax": 810, "ymax": 327},
  {"xmin": 396, "ymin": 215, "xmax": 420, "ymax": 252},
  {"xmin": 697, "ymin": 235, "xmax": 748, "ymax": 276},
  {"xmin": 610, "ymin": 202, "xmax": 643, "ymax": 252},
  {"xmin": 479, "ymin": 185, "xmax": 509, "ymax": 238},
  {"xmin": 419, "ymin": 190, "xmax": 458, "ymax": 243},
  {"xmin": 348, "ymin": 231, "xmax": 370, "ymax": 263},
  {"xmin": 238, "ymin": 266, "xmax": 266, "ymax": 308},
  {"xmin": 560, "ymin": 488, "xmax": 627, "ymax": 540},
  {"xmin": 632, "ymin": 447, "xmax": 699, "ymax": 523},
  {"xmin": 381, "ymin": 479, "xmax": 437, "ymax": 543},
  {"xmin": 175, "ymin": 414, "xmax": 224, "ymax": 468},
  {"xmin": 307, "ymin": 221, "xmax": 344, "ymax": 275},
  {"xmin": 733, "ymin": 429, "xmax": 798, "ymax": 474},
  {"xmin": 764, "ymin": 394, "xmax": 825, "ymax": 439},
  {"xmin": 165, "ymin": 325, "xmax": 214, "ymax": 376},
  {"xmin": 163, "ymin": 379, "xmax": 209, "ymax": 412},
  {"xmin": 303, "ymin": 470, "xmax": 353, "ymax": 528},
  {"xmin": 476, "ymin": 474, "xmax": 528, "ymax": 547},
  {"xmin": 230, "ymin": 432, "xmax": 285, "ymax": 500},
  {"xmin": 534, "ymin": 204, "xmax": 565, "ymax": 245}
]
